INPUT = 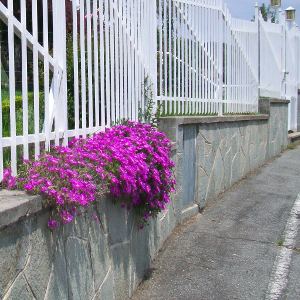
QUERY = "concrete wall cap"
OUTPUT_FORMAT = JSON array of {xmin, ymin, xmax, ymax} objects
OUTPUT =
[
  {"xmin": 159, "ymin": 114, "xmax": 269, "ymax": 126},
  {"xmin": 0, "ymin": 190, "xmax": 43, "ymax": 229},
  {"xmin": 261, "ymin": 98, "xmax": 290, "ymax": 104}
]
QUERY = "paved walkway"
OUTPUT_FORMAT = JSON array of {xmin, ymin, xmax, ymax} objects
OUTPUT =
[{"xmin": 131, "ymin": 145, "xmax": 300, "ymax": 300}]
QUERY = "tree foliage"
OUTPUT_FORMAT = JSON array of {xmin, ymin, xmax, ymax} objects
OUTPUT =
[{"xmin": 253, "ymin": 3, "xmax": 276, "ymax": 23}]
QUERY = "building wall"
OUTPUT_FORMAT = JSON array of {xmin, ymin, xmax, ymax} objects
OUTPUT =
[{"xmin": 0, "ymin": 99, "xmax": 288, "ymax": 300}]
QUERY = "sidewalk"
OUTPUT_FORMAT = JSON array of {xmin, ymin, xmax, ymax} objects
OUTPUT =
[{"xmin": 131, "ymin": 145, "xmax": 300, "ymax": 300}]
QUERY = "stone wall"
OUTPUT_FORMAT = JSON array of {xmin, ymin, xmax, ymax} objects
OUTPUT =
[
  {"xmin": 298, "ymin": 89, "xmax": 300, "ymax": 132},
  {"xmin": 0, "ymin": 99, "xmax": 289, "ymax": 300},
  {"xmin": 0, "ymin": 190, "xmax": 178, "ymax": 300},
  {"xmin": 159, "ymin": 99, "xmax": 288, "ymax": 213}
]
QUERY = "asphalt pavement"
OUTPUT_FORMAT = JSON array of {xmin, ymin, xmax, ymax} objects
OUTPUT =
[{"xmin": 131, "ymin": 145, "xmax": 300, "ymax": 300}]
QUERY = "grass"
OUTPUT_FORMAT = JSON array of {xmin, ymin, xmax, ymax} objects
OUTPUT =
[
  {"xmin": 287, "ymin": 144, "xmax": 297, "ymax": 150},
  {"xmin": 0, "ymin": 86, "xmax": 45, "ymax": 167},
  {"xmin": 158, "ymin": 100, "xmax": 258, "ymax": 118},
  {"xmin": 1, "ymin": 86, "xmax": 22, "ymax": 101},
  {"xmin": 158, "ymin": 100, "xmax": 219, "ymax": 117},
  {"xmin": 1, "ymin": 63, "xmax": 9, "ymax": 86},
  {"xmin": 277, "ymin": 238, "xmax": 285, "ymax": 246}
]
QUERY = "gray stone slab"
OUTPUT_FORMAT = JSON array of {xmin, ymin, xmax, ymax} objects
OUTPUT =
[
  {"xmin": 182, "ymin": 125, "xmax": 196, "ymax": 208},
  {"xmin": 3, "ymin": 274, "xmax": 35, "ymax": 300},
  {"xmin": 65, "ymin": 236, "xmax": 94, "ymax": 300},
  {"xmin": 111, "ymin": 242, "xmax": 131, "ymax": 299},
  {"xmin": 46, "ymin": 236, "xmax": 69, "ymax": 300},
  {"xmin": 24, "ymin": 213, "xmax": 56, "ymax": 300},
  {"xmin": 0, "ymin": 220, "xmax": 31, "ymax": 298}
]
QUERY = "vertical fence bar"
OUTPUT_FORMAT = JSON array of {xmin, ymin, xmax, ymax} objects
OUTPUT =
[
  {"xmin": 104, "ymin": 0, "xmax": 111, "ymax": 126},
  {"xmin": 21, "ymin": 0, "xmax": 29, "ymax": 158},
  {"xmin": 115, "ymin": 0, "xmax": 120, "ymax": 123},
  {"xmin": 173, "ymin": 0, "xmax": 177, "ymax": 114},
  {"xmin": 177, "ymin": 0, "xmax": 181, "ymax": 114},
  {"xmin": 93, "ymin": 0, "xmax": 100, "ymax": 128},
  {"xmin": 159, "ymin": 0, "xmax": 163, "ymax": 104},
  {"xmin": 80, "ymin": 0, "xmax": 87, "ymax": 136},
  {"xmin": 72, "ymin": 0, "xmax": 80, "ymax": 137},
  {"xmin": 99, "ymin": 0, "xmax": 105, "ymax": 127},
  {"xmin": 119, "ymin": 0, "xmax": 124, "ymax": 120},
  {"xmin": 86, "ymin": 0, "xmax": 93, "ymax": 130},
  {"xmin": 32, "ymin": 0, "xmax": 39, "ymax": 157},
  {"xmin": 43, "ymin": 0, "xmax": 50, "ymax": 148},
  {"xmin": 8, "ymin": 1, "xmax": 17, "ymax": 174},
  {"xmin": 110, "ymin": 0, "xmax": 115, "ymax": 124}
]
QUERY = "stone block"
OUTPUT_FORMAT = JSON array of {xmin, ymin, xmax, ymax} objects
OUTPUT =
[
  {"xmin": 204, "ymin": 146, "xmax": 214, "ymax": 177},
  {"xmin": 167, "ymin": 199, "xmax": 176, "ymax": 234},
  {"xmin": 88, "ymin": 211, "xmax": 111, "ymax": 292},
  {"xmin": 105, "ymin": 199, "xmax": 128, "ymax": 245},
  {"xmin": 182, "ymin": 204, "xmax": 199, "ymax": 222},
  {"xmin": 65, "ymin": 236, "xmax": 94, "ymax": 300},
  {"xmin": 177, "ymin": 126, "xmax": 184, "ymax": 153},
  {"xmin": 0, "ymin": 220, "xmax": 31, "ymax": 298},
  {"xmin": 24, "ymin": 213, "xmax": 56, "ymax": 300},
  {"xmin": 197, "ymin": 131, "xmax": 206, "ymax": 166},
  {"xmin": 175, "ymin": 153, "xmax": 183, "ymax": 190},
  {"xmin": 130, "ymin": 228, "xmax": 150, "ymax": 289},
  {"xmin": 213, "ymin": 149, "xmax": 225, "ymax": 195},
  {"xmin": 224, "ymin": 148, "xmax": 232, "ymax": 190},
  {"xmin": 158, "ymin": 209, "xmax": 171, "ymax": 248},
  {"xmin": 3, "ymin": 274, "xmax": 34, "ymax": 300},
  {"xmin": 46, "ymin": 236, "xmax": 69, "ymax": 300},
  {"xmin": 259, "ymin": 98, "xmax": 270, "ymax": 114},
  {"xmin": 94, "ymin": 267, "xmax": 115, "ymax": 300},
  {"xmin": 211, "ymin": 124, "xmax": 221, "ymax": 154},
  {"xmin": 147, "ymin": 218, "xmax": 159, "ymax": 260},
  {"xmin": 111, "ymin": 243, "xmax": 131, "ymax": 300},
  {"xmin": 197, "ymin": 176, "xmax": 209, "ymax": 209},
  {"xmin": 173, "ymin": 190, "xmax": 183, "ymax": 225},
  {"xmin": 231, "ymin": 151, "xmax": 240, "ymax": 185},
  {"xmin": 205, "ymin": 174, "xmax": 216, "ymax": 204}
]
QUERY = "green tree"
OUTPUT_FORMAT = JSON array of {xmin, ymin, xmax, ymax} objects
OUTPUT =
[{"xmin": 253, "ymin": 3, "xmax": 276, "ymax": 23}]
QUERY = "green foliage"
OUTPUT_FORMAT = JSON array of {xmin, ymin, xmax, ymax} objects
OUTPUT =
[
  {"xmin": 287, "ymin": 144, "xmax": 297, "ymax": 150},
  {"xmin": 2, "ymin": 91, "xmax": 44, "ymax": 136},
  {"xmin": 253, "ymin": 3, "xmax": 276, "ymax": 22},
  {"xmin": 277, "ymin": 238, "xmax": 285, "ymax": 246}
]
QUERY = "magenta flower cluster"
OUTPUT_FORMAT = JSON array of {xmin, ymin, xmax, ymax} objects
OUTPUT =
[{"xmin": 2, "ymin": 121, "xmax": 176, "ymax": 229}]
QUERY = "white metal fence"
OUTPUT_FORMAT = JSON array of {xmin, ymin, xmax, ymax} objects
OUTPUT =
[
  {"xmin": 258, "ymin": 8, "xmax": 300, "ymax": 131},
  {"xmin": 0, "ymin": 0, "xmax": 299, "ymax": 178}
]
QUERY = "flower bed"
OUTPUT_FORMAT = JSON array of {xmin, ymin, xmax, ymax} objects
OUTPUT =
[{"xmin": 2, "ymin": 121, "xmax": 176, "ymax": 229}]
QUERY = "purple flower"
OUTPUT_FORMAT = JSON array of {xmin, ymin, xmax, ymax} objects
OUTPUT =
[
  {"xmin": 143, "ymin": 212, "xmax": 149, "ymax": 220},
  {"xmin": 29, "ymin": 173, "xmax": 40, "ymax": 179},
  {"xmin": 6, "ymin": 176, "xmax": 17, "ymax": 189},
  {"xmin": 3, "ymin": 169, "xmax": 12, "ymax": 179},
  {"xmin": 24, "ymin": 182, "xmax": 34, "ymax": 190},
  {"xmin": 93, "ymin": 214, "xmax": 99, "ymax": 222},
  {"xmin": 48, "ymin": 219, "xmax": 57, "ymax": 229},
  {"xmin": 61, "ymin": 211, "xmax": 73, "ymax": 223}
]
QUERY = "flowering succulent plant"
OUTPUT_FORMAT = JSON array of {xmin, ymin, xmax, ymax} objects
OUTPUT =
[{"xmin": 1, "ymin": 121, "xmax": 176, "ymax": 229}]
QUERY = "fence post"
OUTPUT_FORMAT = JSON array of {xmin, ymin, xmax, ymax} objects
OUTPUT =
[
  {"xmin": 279, "ymin": 9, "xmax": 286, "ymax": 100},
  {"xmin": 255, "ymin": 3, "xmax": 260, "ymax": 104},
  {"xmin": 52, "ymin": 0, "xmax": 68, "ymax": 146},
  {"xmin": 150, "ymin": 0, "xmax": 157, "ymax": 116}
]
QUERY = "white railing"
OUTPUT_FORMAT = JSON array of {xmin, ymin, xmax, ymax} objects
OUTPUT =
[
  {"xmin": 223, "ymin": 4, "xmax": 259, "ymax": 114},
  {"xmin": 258, "ymin": 8, "xmax": 300, "ymax": 131},
  {"xmin": 0, "ymin": 0, "xmax": 300, "ymax": 178},
  {"xmin": 157, "ymin": 0, "xmax": 224, "ymax": 115}
]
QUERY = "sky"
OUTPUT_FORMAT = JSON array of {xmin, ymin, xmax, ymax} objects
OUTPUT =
[{"xmin": 224, "ymin": 0, "xmax": 300, "ymax": 27}]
